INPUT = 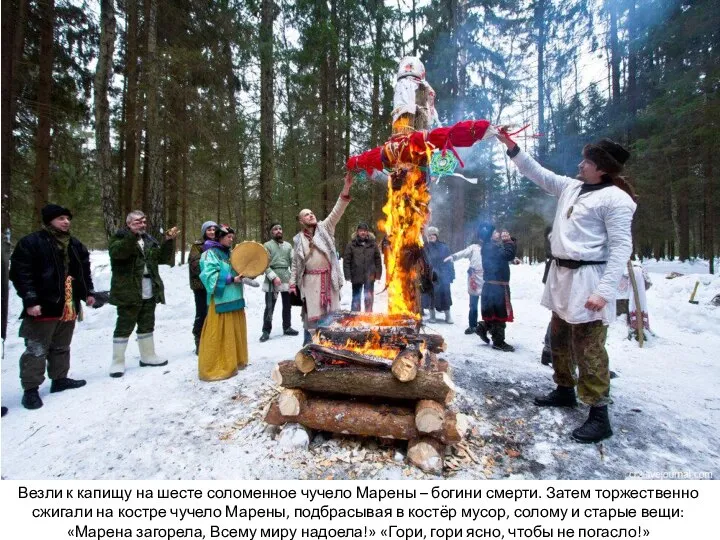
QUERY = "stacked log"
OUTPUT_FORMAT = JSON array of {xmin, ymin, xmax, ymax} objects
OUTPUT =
[{"xmin": 266, "ymin": 333, "xmax": 466, "ymax": 474}]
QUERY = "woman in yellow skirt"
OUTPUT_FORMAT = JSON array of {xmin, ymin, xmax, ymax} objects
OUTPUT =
[{"xmin": 198, "ymin": 225, "xmax": 248, "ymax": 381}]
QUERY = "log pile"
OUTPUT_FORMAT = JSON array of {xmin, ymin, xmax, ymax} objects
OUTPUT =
[{"xmin": 266, "ymin": 325, "xmax": 467, "ymax": 474}]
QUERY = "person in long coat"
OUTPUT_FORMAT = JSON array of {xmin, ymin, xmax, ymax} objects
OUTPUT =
[
  {"xmin": 289, "ymin": 173, "xmax": 354, "ymax": 345},
  {"xmin": 422, "ymin": 226, "xmax": 455, "ymax": 323},
  {"xmin": 188, "ymin": 221, "xmax": 218, "ymax": 353},
  {"xmin": 476, "ymin": 223, "xmax": 517, "ymax": 352},
  {"xmin": 198, "ymin": 225, "xmax": 249, "ymax": 381}
]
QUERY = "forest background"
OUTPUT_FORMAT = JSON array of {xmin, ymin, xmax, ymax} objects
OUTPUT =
[{"xmin": 1, "ymin": 0, "xmax": 718, "ymax": 271}]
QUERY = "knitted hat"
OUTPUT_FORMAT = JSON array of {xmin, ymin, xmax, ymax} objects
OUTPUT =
[
  {"xmin": 426, "ymin": 226, "xmax": 439, "ymax": 237},
  {"xmin": 357, "ymin": 222, "xmax": 369, "ymax": 231},
  {"xmin": 201, "ymin": 221, "xmax": 218, "ymax": 238},
  {"xmin": 269, "ymin": 222, "xmax": 282, "ymax": 232},
  {"xmin": 582, "ymin": 139, "xmax": 630, "ymax": 176},
  {"xmin": 41, "ymin": 204, "xmax": 73, "ymax": 225}
]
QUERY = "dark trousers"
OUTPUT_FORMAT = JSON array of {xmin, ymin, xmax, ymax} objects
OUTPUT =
[
  {"xmin": 351, "ymin": 281, "xmax": 375, "ymax": 312},
  {"xmin": 550, "ymin": 312, "xmax": 609, "ymax": 406},
  {"xmin": 262, "ymin": 291, "xmax": 292, "ymax": 333},
  {"xmin": 19, "ymin": 318, "xmax": 76, "ymax": 390},
  {"xmin": 113, "ymin": 300, "xmax": 156, "ymax": 338},
  {"xmin": 468, "ymin": 294, "xmax": 480, "ymax": 328},
  {"xmin": 192, "ymin": 289, "xmax": 208, "ymax": 339}
]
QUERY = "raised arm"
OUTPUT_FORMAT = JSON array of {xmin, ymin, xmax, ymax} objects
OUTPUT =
[
  {"xmin": 496, "ymin": 133, "xmax": 575, "ymax": 197},
  {"xmin": 323, "ymin": 173, "xmax": 354, "ymax": 235}
]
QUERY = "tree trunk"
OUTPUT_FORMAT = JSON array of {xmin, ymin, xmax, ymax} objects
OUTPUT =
[
  {"xmin": 145, "ymin": 0, "xmax": 163, "ymax": 238},
  {"xmin": 608, "ymin": 2, "xmax": 621, "ymax": 106},
  {"xmin": 32, "ymin": 0, "xmax": 55, "ymax": 225},
  {"xmin": 180, "ymin": 150, "xmax": 187, "ymax": 265},
  {"xmin": 2, "ymin": 0, "xmax": 29, "ymax": 341},
  {"xmin": 95, "ymin": 0, "xmax": 119, "ymax": 239},
  {"xmin": 265, "ymin": 396, "xmax": 461, "ymax": 445},
  {"xmin": 272, "ymin": 360, "xmax": 456, "ymax": 404},
  {"xmin": 122, "ymin": 0, "xmax": 139, "ymax": 216},
  {"xmin": 535, "ymin": 0, "xmax": 547, "ymax": 161},
  {"xmin": 259, "ymin": 0, "xmax": 276, "ymax": 236}
]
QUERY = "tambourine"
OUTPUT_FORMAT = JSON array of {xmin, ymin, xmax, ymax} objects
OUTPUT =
[{"xmin": 230, "ymin": 241, "xmax": 269, "ymax": 278}]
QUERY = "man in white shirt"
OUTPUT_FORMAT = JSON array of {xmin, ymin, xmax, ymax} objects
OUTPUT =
[{"xmin": 497, "ymin": 134, "xmax": 637, "ymax": 443}]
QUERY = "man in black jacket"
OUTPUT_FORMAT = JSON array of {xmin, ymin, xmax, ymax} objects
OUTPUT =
[
  {"xmin": 9, "ymin": 204, "xmax": 96, "ymax": 410},
  {"xmin": 343, "ymin": 223, "xmax": 382, "ymax": 312}
]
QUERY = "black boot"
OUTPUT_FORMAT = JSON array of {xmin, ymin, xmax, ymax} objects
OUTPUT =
[
  {"xmin": 50, "ymin": 378, "xmax": 87, "ymax": 393},
  {"xmin": 284, "ymin": 327, "xmax": 299, "ymax": 336},
  {"xmin": 541, "ymin": 349, "xmax": 552, "ymax": 366},
  {"xmin": 260, "ymin": 332, "xmax": 270, "ymax": 342},
  {"xmin": 194, "ymin": 335, "xmax": 200, "ymax": 355},
  {"xmin": 475, "ymin": 322, "xmax": 489, "ymax": 344},
  {"xmin": 1, "ymin": 406, "xmax": 8, "ymax": 417},
  {"xmin": 572, "ymin": 405, "xmax": 613, "ymax": 443},
  {"xmin": 493, "ymin": 342, "xmax": 515, "ymax": 352},
  {"xmin": 22, "ymin": 388, "xmax": 43, "ymax": 410},
  {"xmin": 534, "ymin": 386, "xmax": 577, "ymax": 408}
]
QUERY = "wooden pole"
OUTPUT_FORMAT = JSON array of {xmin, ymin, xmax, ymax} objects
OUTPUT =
[{"xmin": 627, "ymin": 260, "xmax": 644, "ymax": 348}]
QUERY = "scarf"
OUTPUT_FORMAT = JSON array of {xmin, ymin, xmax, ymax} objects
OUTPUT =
[
  {"xmin": 203, "ymin": 240, "xmax": 228, "ymax": 253},
  {"xmin": 43, "ymin": 225, "xmax": 77, "ymax": 321}
]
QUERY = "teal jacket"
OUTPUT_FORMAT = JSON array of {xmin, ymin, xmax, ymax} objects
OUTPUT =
[{"xmin": 200, "ymin": 247, "xmax": 245, "ymax": 313}]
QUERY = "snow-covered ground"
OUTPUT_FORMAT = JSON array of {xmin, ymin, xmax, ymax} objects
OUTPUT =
[{"xmin": 1, "ymin": 253, "xmax": 719, "ymax": 479}]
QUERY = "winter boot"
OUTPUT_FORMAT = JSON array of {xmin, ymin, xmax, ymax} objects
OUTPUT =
[
  {"xmin": 110, "ymin": 338, "xmax": 128, "ymax": 377},
  {"xmin": 464, "ymin": 327, "xmax": 475, "ymax": 335},
  {"xmin": 541, "ymin": 348, "xmax": 552, "ymax": 366},
  {"xmin": 1, "ymin": 406, "xmax": 7, "ymax": 417},
  {"xmin": 428, "ymin": 309, "xmax": 437, "ymax": 323},
  {"xmin": 492, "ymin": 342, "xmax": 515, "ymax": 352},
  {"xmin": 50, "ymin": 378, "xmax": 86, "ymax": 393},
  {"xmin": 22, "ymin": 388, "xmax": 43, "ymax": 410},
  {"xmin": 534, "ymin": 386, "xmax": 577, "ymax": 408},
  {"xmin": 260, "ymin": 332, "xmax": 270, "ymax": 342},
  {"xmin": 571, "ymin": 405, "xmax": 613, "ymax": 443},
  {"xmin": 137, "ymin": 333, "xmax": 168, "ymax": 367},
  {"xmin": 475, "ymin": 322, "xmax": 490, "ymax": 344},
  {"xmin": 194, "ymin": 335, "xmax": 201, "ymax": 355},
  {"xmin": 283, "ymin": 327, "xmax": 299, "ymax": 336},
  {"xmin": 444, "ymin": 310, "xmax": 453, "ymax": 324}
]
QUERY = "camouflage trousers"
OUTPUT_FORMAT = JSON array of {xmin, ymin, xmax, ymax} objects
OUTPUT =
[
  {"xmin": 550, "ymin": 312, "xmax": 610, "ymax": 406},
  {"xmin": 113, "ymin": 300, "xmax": 157, "ymax": 338}
]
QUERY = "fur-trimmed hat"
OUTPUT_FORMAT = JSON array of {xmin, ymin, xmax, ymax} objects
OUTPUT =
[
  {"xmin": 216, "ymin": 224, "xmax": 236, "ymax": 239},
  {"xmin": 426, "ymin": 226, "xmax": 439, "ymax": 237},
  {"xmin": 41, "ymin": 204, "xmax": 73, "ymax": 225},
  {"xmin": 582, "ymin": 139, "xmax": 630, "ymax": 176}
]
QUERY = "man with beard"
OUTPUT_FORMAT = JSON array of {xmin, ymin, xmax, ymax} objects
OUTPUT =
[
  {"xmin": 497, "ymin": 133, "xmax": 637, "ymax": 443},
  {"xmin": 290, "ymin": 173, "xmax": 354, "ymax": 345},
  {"xmin": 10, "ymin": 204, "xmax": 96, "ymax": 409},
  {"xmin": 108, "ymin": 210, "xmax": 177, "ymax": 377},
  {"xmin": 260, "ymin": 223, "xmax": 299, "ymax": 342}
]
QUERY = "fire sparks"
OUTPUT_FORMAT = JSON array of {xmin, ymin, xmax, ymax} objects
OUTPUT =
[{"xmin": 379, "ymin": 165, "xmax": 431, "ymax": 318}]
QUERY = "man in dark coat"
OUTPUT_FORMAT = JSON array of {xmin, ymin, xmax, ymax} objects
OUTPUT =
[
  {"xmin": 108, "ymin": 210, "xmax": 176, "ymax": 377},
  {"xmin": 9, "ymin": 204, "xmax": 96, "ymax": 409},
  {"xmin": 476, "ymin": 223, "xmax": 516, "ymax": 351},
  {"xmin": 423, "ymin": 226, "xmax": 455, "ymax": 323},
  {"xmin": 343, "ymin": 223, "xmax": 383, "ymax": 312}
]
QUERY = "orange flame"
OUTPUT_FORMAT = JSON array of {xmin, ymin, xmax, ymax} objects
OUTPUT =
[
  {"xmin": 379, "ymin": 165, "xmax": 431, "ymax": 318},
  {"xmin": 316, "ymin": 331, "xmax": 400, "ymax": 360}
]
